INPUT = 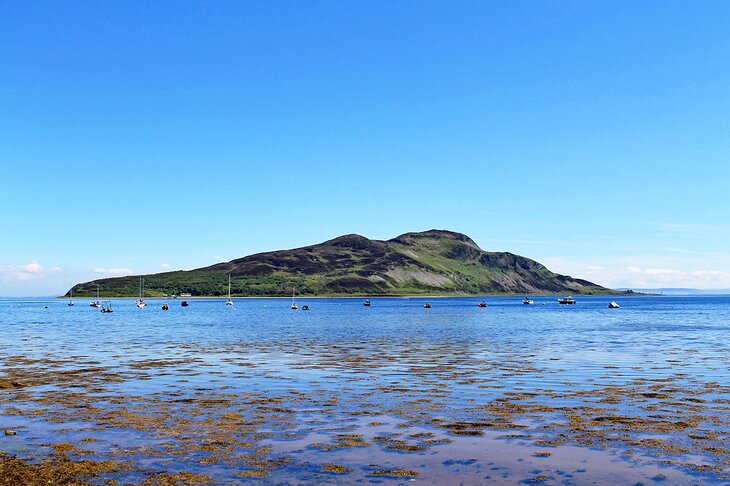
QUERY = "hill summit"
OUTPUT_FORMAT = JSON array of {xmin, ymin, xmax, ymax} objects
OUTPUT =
[{"xmin": 68, "ymin": 229, "xmax": 613, "ymax": 297}]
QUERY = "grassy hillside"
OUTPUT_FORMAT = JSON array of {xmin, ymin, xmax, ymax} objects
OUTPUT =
[{"xmin": 67, "ymin": 230, "xmax": 619, "ymax": 297}]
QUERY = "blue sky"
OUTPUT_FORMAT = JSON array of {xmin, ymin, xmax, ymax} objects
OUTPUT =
[{"xmin": 2, "ymin": 1, "xmax": 730, "ymax": 296}]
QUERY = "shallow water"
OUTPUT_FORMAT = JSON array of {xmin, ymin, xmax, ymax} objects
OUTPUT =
[{"xmin": 2, "ymin": 295, "xmax": 730, "ymax": 484}]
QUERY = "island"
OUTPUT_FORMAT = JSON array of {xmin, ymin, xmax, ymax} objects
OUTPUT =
[{"xmin": 66, "ymin": 230, "xmax": 622, "ymax": 297}]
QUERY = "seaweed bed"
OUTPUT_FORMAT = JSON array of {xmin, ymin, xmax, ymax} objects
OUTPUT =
[{"xmin": 2, "ymin": 297, "xmax": 730, "ymax": 484}]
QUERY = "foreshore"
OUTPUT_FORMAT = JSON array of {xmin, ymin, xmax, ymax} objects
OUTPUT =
[{"xmin": 1, "ymin": 295, "xmax": 726, "ymax": 484}]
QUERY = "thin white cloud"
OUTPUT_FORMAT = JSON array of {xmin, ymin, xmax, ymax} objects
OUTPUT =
[
  {"xmin": 584, "ymin": 265, "xmax": 604, "ymax": 274},
  {"xmin": 0, "ymin": 261, "xmax": 62, "ymax": 281},
  {"xmin": 160, "ymin": 263, "xmax": 171, "ymax": 269},
  {"xmin": 651, "ymin": 222, "xmax": 730, "ymax": 238},
  {"xmin": 618, "ymin": 266, "xmax": 730, "ymax": 288},
  {"xmin": 657, "ymin": 247, "xmax": 694, "ymax": 254},
  {"xmin": 24, "ymin": 261, "xmax": 42, "ymax": 273},
  {"xmin": 94, "ymin": 267, "xmax": 133, "ymax": 276},
  {"xmin": 543, "ymin": 254, "xmax": 730, "ymax": 290}
]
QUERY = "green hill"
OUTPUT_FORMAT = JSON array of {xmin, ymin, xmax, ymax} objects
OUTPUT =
[{"xmin": 66, "ymin": 230, "xmax": 617, "ymax": 297}]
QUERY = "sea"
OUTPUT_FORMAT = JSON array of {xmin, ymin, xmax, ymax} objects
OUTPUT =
[{"xmin": 2, "ymin": 295, "xmax": 730, "ymax": 484}]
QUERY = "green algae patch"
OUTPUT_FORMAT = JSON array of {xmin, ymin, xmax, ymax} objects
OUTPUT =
[
  {"xmin": 235, "ymin": 470, "xmax": 270, "ymax": 478},
  {"xmin": 309, "ymin": 433, "xmax": 372, "ymax": 450},
  {"xmin": 320, "ymin": 463, "xmax": 353, "ymax": 474},
  {"xmin": 0, "ymin": 452, "xmax": 124, "ymax": 485},
  {"xmin": 371, "ymin": 468, "xmax": 419, "ymax": 477},
  {"xmin": 0, "ymin": 378, "xmax": 25, "ymax": 389},
  {"xmin": 526, "ymin": 474, "xmax": 552, "ymax": 483},
  {"xmin": 140, "ymin": 471, "xmax": 214, "ymax": 484}
]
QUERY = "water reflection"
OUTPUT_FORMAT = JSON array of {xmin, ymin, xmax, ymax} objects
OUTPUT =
[{"xmin": 1, "ymin": 296, "xmax": 730, "ymax": 483}]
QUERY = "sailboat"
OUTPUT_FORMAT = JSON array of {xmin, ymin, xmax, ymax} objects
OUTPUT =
[
  {"xmin": 90, "ymin": 285, "xmax": 101, "ymax": 307},
  {"xmin": 136, "ymin": 277, "xmax": 148, "ymax": 308},
  {"xmin": 290, "ymin": 287, "xmax": 298, "ymax": 310},
  {"xmin": 67, "ymin": 290, "xmax": 74, "ymax": 306},
  {"xmin": 226, "ymin": 274, "xmax": 233, "ymax": 306}
]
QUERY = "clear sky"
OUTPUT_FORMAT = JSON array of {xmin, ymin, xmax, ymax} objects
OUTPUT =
[{"xmin": 2, "ymin": 1, "xmax": 730, "ymax": 296}]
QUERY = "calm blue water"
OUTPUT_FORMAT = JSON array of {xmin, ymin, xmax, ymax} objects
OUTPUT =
[{"xmin": 2, "ymin": 295, "xmax": 730, "ymax": 484}]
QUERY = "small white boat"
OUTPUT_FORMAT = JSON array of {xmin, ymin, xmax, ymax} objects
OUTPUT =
[
  {"xmin": 363, "ymin": 300, "xmax": 371, "ymax": 307},
  {"xmin": 558, "ymin": 296, "xmax": 576, "ymax": 305},
  {"xmin": 226, "ymin": 274, "xmax": 233, "ymax": 306},
  {"xmin": 291, "ymin": 287, "xmax": 298, "ymax": 310},
  {"xmin": 136, "ymin": 277, "xmax": 147, "ymax": 308},
  {"xmin": 90, "ymin": 285, "xmax": 101, "ymax": 308},
  {"xmin": 522, "ymin": 297, "xmax": 534, "ymax": 305},
  {"xmin": 608, "ymin": 301, "xmax": 620, "ymax": 309},
  {"xmin": 68, "ymin": 290, "xmax": 74, "ymax": 306}
]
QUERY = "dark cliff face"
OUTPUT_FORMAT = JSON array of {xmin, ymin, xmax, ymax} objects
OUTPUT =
[{"xmin": 67, "ymin": 230, "xmax": 613, "ymax": 297}]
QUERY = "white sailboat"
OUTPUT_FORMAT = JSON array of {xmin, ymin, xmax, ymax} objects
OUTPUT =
[
  {"xmin": 90, "ymin": 285, "xmax": 101, "ymax": 308},
  {"xmin": 291, "ymin": 287, "xmax": 298, "ymax": 310},
  {"xmin": 136, "ymin": 277, "xmax": 147, "ymax": 308},
  {"xmin": 226, "ymin": 274, "xmax": 233, "ymax": 306},
  {"xmin": 68, "ymin": 290, "xmax": 74, "ymax": 306}
]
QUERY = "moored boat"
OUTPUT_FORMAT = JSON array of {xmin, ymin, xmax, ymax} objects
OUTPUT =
[
  {"xmin": 522, "ymin": 297, "xmax": 534, "ymax": 305},
  {"xmin": 136, "ymin": 277, "xmax": 147, "ymax": 308},
  {"xmin": 477, "ymin": 301, "xmax": 488, "ymax": 308},
  {"xmin": 291, "ymin": 287, "xmax": 298, "ymax": 310},
  {"xmin": 558, "ymin": 296, "xmax": 576, "ymax": 305},
  {"xmin": 363, "ymin": 300, "xmax": 371, "ymax": 307},
  {"xmin": 226, "ymin": 275, "xmax": 233, "ymax": 306},
  {"xmin": 90, "ymin": 285, "xmax": 101, "ymax": 308},
  {"xmin": 423, "ymin": 303, "xmax": 432, "ymax": 309},
  {"xmin": 181, "ymin": 301, "xmax": 189, "ymax": 307},
  {"xmin": 608, "ymin": 301, "xmax": 620, "ymax": 308}
]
